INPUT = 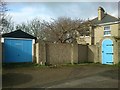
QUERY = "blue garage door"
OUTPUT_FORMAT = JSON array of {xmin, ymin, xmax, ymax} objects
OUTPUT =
[
  {"xmin": 3, "ymin": 38, "xmax": 32, "ymax": 63},
  {"xmin": 102, "ymin": 39, "xmax": 113, "ymax": 64}
]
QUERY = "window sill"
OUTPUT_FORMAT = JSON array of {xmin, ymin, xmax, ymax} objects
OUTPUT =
[{"xmin": 104, "ymin": 35, "xmax": 111, "ymax": 36}]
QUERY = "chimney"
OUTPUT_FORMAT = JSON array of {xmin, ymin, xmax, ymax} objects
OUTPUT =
[{"xmin": 98, "ymin": 7, "xmax": 105, "ymax": 20}]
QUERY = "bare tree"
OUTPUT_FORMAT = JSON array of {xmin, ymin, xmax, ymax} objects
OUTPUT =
[
  {"xmin": 16, "ymin": 18, "xmax": 46, "ymax": 39},
  {"xmin": 43, "ymin": 17, "xmax": 91, "ymax": 43},
  {"xmin": 0, "ymin": 0, "xmax": 14, "ymax": 34},
  {"xmin": 15, "ymin": 16, "xmax": 92, "ymax": 43}
]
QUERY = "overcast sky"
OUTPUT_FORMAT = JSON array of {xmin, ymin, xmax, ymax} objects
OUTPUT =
[{"xmin": 7, "ymin": 2, "xmax": 118, "ymax": 24}]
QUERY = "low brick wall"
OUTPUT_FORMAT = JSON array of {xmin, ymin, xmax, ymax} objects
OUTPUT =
[
  {"xmin": 88, "ymin": 45, "xmax": 98, "ymax": 63},
  {"xmin": 46, "ymin": 43, "xmax": 73, "ymax": 65},
  {"xmin": 78, "ymin": 45, "xmax": 98, "ymax": 63},
  {"xmin": 35, "ymin": 41, "xmax": 99, "ymax": 65},
  {"xmin": 35, "ymin": 41, "xmax": 78, "ymax": 65},
  {"xmin": 35, "ymin": 41, "xmax": 46, "ymax": 64},
  {"xmin": 78, "ymin": 45, "xmax": 88, "ymax": 63}
]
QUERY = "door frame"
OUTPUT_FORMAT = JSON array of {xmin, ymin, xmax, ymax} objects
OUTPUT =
[{"xmin": 102, "ymin": 39, "xmax": 113, "ymax": 64}]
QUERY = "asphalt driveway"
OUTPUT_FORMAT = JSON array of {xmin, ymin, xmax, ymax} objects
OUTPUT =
[{"xmin": 2, "ymin": 64, "xmax": 119, "ymax": 88}]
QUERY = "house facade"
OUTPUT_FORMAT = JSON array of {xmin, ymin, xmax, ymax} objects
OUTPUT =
[
  {"xmin": 86, "ymin": 7, "xmax": 120, "ymax": 64},
  {"xmin": 77, "ymin": 7, "xmax": 120, "ymax": 64},
  {"xmin": 93, "ymin": 23, "xmax": 119, "ymax": 45},
  {"xmin": 76, "ymin": 7, "xmax": 119, "ymax": 45},
  {"xmin": 87, "ymin": 7, "xmax": 119, "ymax": 45}
]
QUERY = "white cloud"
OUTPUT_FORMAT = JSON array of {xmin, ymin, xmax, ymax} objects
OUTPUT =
[
  {"xmin": 9, "ymin": 7, "xmax": 54, "ymax": 24},
  {"xmin": 9, "ymin": 12, "xmax": 34, "ymax": 24},
  {"xmin": 9, "ymin": 12, "xmax": 33, "ymax": 24},
  {"xmin": 8, "ymin": 2, "xmax": 118, "ymax": 24},
  {"xmin": 20, "ymin": 7, "xmax": 37, "ymax": 13}
]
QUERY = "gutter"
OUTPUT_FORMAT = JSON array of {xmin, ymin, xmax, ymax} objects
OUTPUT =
[{"xmin": 96, "ymin": 21, "xmax": 120, "ymax": 26}]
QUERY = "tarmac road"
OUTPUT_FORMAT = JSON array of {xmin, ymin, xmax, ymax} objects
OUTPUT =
[{"xmin": 2, "ymin": 64, "xmax": 119, "ymax": 88}]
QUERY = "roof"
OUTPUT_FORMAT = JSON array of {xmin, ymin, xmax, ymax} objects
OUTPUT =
[
  {"xmin": 2, "ymin": 29, "xmax": 36, "ymax": 39},
  {"xmin": 91, "ymin": 13, "xmax": 119, "ymax": 25}
]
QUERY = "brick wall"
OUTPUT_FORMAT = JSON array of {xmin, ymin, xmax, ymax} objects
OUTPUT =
[
  {"xmin": 46, "ymin": 43, "xmax": 73, "ymax": 65},
  {"xmin": 35, "ymin": 41, "xmax": 101, "ymax": 65},
  {"xmin": 78, "ymin": 45, "xmax": 88, "ymax": 63},
  {"xmin": 88, "ymin": 45, "xmax": 98, "ymax": 63},
  {"xmin": 35, "ymin": 41, "xmax": 79, "ymax": 65}
]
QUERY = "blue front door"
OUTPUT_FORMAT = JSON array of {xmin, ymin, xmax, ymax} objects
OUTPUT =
[
  {"xmin": 102, "ymin": 39, "xmax": 113, "ymax": 64},
  {"xmin": 3, "ymin": 38, "xmax": 32, "ymax": 63}
]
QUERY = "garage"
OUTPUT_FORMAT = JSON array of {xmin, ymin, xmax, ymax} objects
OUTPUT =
[{"xmin": 2, "ymin": 29, "xmax": 36, "ymax": 63}]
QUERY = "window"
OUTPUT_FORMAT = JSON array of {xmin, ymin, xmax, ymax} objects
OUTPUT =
[
  {"xmin": 104, "ymin": 26, "xmax": 111, "ymax": 36},
  {"xmin": 86, "ymin": 29, "xmax": 90, "ymax": 36}
]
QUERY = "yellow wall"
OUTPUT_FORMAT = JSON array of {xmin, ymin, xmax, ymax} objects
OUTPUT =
[
  {"xmin": 111, "ymin": 23, "xmax": 119, "ymax": 37},
  {"xmin": 84, "ymin": 36, "xmax": 91, "ymax": 45},
  {"xmin": 94, "ymin": 23, "xmax": 119, "ymax": 45},
  {"xmin": 76, "ymin": 23, "xmax": 119, "ymax": 45},
  {"xmin": 94, "ymin": 26, "xmax": 104, "ymax": 45},
  {"xmin": 76, "ymin": 36, "xmax": 91, "ymax": 45}
]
